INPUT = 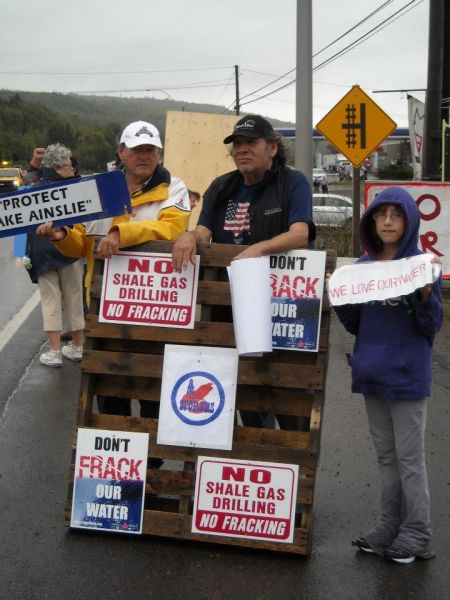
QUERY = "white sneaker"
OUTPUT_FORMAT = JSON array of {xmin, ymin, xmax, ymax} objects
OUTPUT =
[
  {"xmin": 62, "ymin": 341, "xmax": 83, "ymax": 362},
  {"xmin": 40, "ymin": 350, "xmax": 62, "ymax": 367}
]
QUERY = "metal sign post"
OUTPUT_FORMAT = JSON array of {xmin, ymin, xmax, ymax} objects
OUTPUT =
[{"xmin": 351, "ymin": 166, "xmax": 361, "ymax": 257}]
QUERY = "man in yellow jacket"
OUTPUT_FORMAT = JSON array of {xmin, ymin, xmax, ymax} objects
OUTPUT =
[
  {"xmin": 37, "ymin": 121, "xmax": 190, "ymax": 427},
  {"xmin": 37, "ymin": 120, "xmax": 191, "ymax": 303}
]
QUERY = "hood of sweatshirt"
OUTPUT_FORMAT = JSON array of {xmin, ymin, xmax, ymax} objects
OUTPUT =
[{"xmin": 359, "ymin": 186, "xmax": 421, "ymax": 259}]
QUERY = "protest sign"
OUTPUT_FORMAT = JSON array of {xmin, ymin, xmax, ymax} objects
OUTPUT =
[
  {"xmin": 227, "ymin": 256, "xmax": 272, "ymax": 355},
  {"xmin": 270, "ymin": 250, "xmax": 326, "ymax": 352},
  {"xmin": 365, "ymin": 181, "xmax": 449, "ymax": 279},
  {"xmin": 0, "ymin": 171, "xmax": 131, "ymax": 238},
  {"xmin": 157, "ymin": 345, "xmax": 238, "ymax": 450},
  {"xmin": 71, "ymin": 428, "xmax": 149, "ymax": 534},
  {"xmin": 99, "ymin": 251, "xmax": 200, "ymax": 328},
  {"xmin": 192, "ymin": 457, "xmax": 299, "ymax": 543},
  {"xmin": 327, "ymin": 254, "xmax": 440, "ymax": 306}
]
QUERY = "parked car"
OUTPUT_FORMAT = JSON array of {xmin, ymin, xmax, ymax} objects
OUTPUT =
[
  {"xmin": 0, "ymin": 166, "xmax": 25, "ymax": 194},
  {"xmin": 312, "ymin": 193, "xmax": 361, "ymax": 227}
]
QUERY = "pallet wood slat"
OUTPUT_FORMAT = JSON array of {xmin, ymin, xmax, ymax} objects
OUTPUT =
[
  {"xmin": 93, "ymin": 376, "xmax": 314, "ymax": 416},
  {"xmin": 82, "ymin": 349, "xmax": 326, "ymax": 390},
  {"xmin": 67, "ymin": 241, "xmax": 336, "ymax": 554}
]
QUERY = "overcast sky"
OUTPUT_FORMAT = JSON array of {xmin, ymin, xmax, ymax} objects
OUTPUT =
[{"xmin": 1, "ymin": 0, "xmax": 428, "ymax": 127}]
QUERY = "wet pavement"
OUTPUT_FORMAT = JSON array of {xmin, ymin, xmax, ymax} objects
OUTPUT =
[{"xmin": 0, "ymin": 241, "xmax": 449, "ymax": 600}]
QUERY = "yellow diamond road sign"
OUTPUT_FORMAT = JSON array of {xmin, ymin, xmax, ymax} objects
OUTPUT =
[{"xmin": 315, "ymin": 85, "xmax": 397, "ymax": 166}]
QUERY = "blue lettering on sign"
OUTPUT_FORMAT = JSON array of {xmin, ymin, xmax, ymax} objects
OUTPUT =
[
  {"xmin": 171, "ymin": 371, "xmax": 225, "ymax": 426},
  {"xmin": 0, "ymin": 171, "xmax": 131, "ymax": 239}
]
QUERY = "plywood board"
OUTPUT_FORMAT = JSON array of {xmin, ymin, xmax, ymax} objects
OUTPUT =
[{"xmin": 163, "ymin": 111, "xmax": 239, "ymax": 229}]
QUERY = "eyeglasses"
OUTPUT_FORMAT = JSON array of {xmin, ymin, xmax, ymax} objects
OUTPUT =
[
  {"xmin": 60, "ymin": 162, "xmax": 74, "ymax": 169},
  {"xmin": 373, "ymin": 210, "xmax": 404, "ymax": 222}
]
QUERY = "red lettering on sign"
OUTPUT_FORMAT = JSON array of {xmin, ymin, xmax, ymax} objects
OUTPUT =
[
  {"xmin": 153, "ymin": 260, "xmax": 173, "ymax": 274},
  {"xmin": 222, "ymin": 466, "xmax": 245, "ymax": 482},
  {"xmin": 416, "ymin": 194, "xmax": 441, "ymax": 221},
  {"xmin": 128, "ymin": 258, "xmax": 150, "ymax": 272},
  {"xmin": 420, "ymin": 231, "xmax": 444, "ymax": 256}
]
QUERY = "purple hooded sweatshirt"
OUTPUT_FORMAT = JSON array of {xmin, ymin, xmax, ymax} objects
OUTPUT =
[{"xmin": 334, "ymin": 186, "xmax": 443, "ymax": 400}]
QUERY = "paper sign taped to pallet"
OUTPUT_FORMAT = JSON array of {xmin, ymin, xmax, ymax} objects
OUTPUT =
[
  {"xmin": 227, "ymin": 250, "xmax": 327, "ymax": 354},
  {"xmin": 192, "ymin": 457, "xmax": 299, "ymax": 543},
  {"xmin": 157, "ymin": 345, "xmax": 239, "ymax": 450},
  {"xmin": 71, "ymin": 428, "xmax": 149, "ymax": 534},
  {"xmin": 0, "ymin": 170, "xmax": 131, "ymax": 238},
  {"xmin": 327, "ymin": 254, "xmax": 441, "ymax": 306},
  {"xmin": 270, "ymin": 250, "xmax": 326, "ymax": 352},
  {"xmin": 99, "ymin": 250, "xmax": 200, "ymax": 328}
]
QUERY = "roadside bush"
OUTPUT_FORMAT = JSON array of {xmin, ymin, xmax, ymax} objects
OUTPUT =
[
  {"xmin": 377, "ymin": 164, "xmax": 413, "ymax": 180},
  {"xmin": 314, "ymin": 222, "xmax": 360, "ymax": 257}
]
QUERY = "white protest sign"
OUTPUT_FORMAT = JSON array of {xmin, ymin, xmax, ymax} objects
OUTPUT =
[
  {"xmin": 227, "ymin": 256, "xmax": 272, "ymax": 355},
  {"xmin": 270, "ymin": 250, "xmax": 326, "ymax": 352},
  {"xmin": 157, "ymin": 345, "xmax": 238, "ymax": 450},
  {"xmin": 71, "ymin": 428, "xmax": 149, "ymax": 534},
  {"xmin": 0, "ymin": 179, "xmax": 102, "ymax": 233},
  {"xmin": 192, "ymin": 457, "xmax": 299, "ymax": 543},
  {"xmin": 328, "ymin": 254, "xmax": 439, "ymax": 306},
  {"xmin": 99, "ymin": 251, "xmax": 200, "ymax": 328}
]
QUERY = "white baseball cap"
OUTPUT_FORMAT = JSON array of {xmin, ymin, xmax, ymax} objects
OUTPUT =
[{"xmin": 120, "ymin": 121, "xmax": 163, "ymax": 149}]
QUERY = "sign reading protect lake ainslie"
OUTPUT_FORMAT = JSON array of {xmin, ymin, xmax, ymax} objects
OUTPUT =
[{"xmin": 0, "ymin": 171, "xmax": 131, "ymax": 238}]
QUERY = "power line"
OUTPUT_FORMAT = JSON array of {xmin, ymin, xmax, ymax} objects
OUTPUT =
[
  {"xmin": 239, "ymin": 0, "xmax": 422, "ymax": 109},
  {"xmin": 313, "ymin": 0, "xmax": 422, "ymax": 71},
  {"xmin": 0, "ymin": 65, "xmax": 232, "ymax": 76},
  {"xmin": 314, "ymin": 0, "xmax": 394, "ymax": 58},
  {"xmin": 75, "ymin": 79, "xmax": 234, "ymax": 95},
  {"xmin": 234, "ymin": 1, "xmax": 393, "ymax": 107}
]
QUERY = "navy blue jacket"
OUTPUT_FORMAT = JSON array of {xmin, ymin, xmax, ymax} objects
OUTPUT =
[
  {"xmin": 334, "ymin": 186, "xmax": 443, "ymax": 400},
  {"xmin": 25, "ymin": 168, "xmax": 79, "ymax": 283}
]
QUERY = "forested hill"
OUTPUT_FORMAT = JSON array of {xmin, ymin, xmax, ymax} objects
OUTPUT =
[{"xmin": 0, "ymin": 89, "xmax": 293, "ymax": 172}]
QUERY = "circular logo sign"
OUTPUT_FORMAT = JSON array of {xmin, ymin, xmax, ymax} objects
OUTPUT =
[{"xmin": 171, "ymin": 371, "xmax": 225, "ymax": 426}]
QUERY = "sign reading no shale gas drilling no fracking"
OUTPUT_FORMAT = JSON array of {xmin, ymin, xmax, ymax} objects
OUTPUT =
[
  {"xmin": 0, "ymin": 171, "xmax": 131, "ymax": 238},
  {"xmin": 316, "ymin": 85, "xmax": 397, "ymax": 166},
  {"xmin": 99, "ymin": 250, "xmax": 200, "ymax": 328},
  {"xmin": 192, "ymin": 457, "xmax": 299, "ymax": 544}
]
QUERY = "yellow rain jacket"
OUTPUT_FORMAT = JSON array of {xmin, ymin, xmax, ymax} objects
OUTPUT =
[{"xmin": 55, "ymin": 166, "xmax": 190, "ymax": 304}]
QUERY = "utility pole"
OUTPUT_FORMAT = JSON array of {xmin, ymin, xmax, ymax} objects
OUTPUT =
[
  {"xmin": 295, "ymin": 0, "xmax": 313, "ymax": 182},
  {"xmin": 234, "ymin": 65, "xmax": 240, "ymax": 116},
  {"xmin": 442, "ymin": 3, "xmax": 450, "ymax": 181},
  {"xmin": 422, "ymin": 0, "xmax": 444, "ymax": 179}
]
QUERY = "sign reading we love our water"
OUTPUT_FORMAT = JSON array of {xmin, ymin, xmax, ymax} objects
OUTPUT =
[{"xmin": 327, "ymin": 254, "xmax": 440, "ymax": 306}]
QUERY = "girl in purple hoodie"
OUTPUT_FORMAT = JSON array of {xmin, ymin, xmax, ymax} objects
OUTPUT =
[{"xmin": 333, "ymin": 186, "xmax": 443, "ymax": 564}]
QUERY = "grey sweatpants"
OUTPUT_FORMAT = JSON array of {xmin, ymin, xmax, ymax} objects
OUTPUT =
[{"xmin": 364, "ymin": 395, "xmax": 431, "ymax": 554}]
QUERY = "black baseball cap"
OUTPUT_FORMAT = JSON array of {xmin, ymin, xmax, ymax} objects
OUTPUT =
[{"xmin": 223, "ymin": 114, "xmax": 275, "ymax": 144}]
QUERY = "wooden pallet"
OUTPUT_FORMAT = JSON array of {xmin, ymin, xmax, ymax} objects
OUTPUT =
[{"xmin": 66, "ymin": 241, "xmax": 336, "ymax": 555}]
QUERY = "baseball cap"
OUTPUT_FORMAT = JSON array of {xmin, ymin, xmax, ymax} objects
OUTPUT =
[
  {"xmin": 223, "ymin": 114, "xmax": 275, "ymax": 144},
  {"xmin": 120, "ymin": 121, "xmax": 163, "ymax": 149}
]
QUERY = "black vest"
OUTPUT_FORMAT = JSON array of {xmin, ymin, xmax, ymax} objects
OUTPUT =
[{"xmin": 208, "ymin": 164, "xmax": 296, "ymax": 244}]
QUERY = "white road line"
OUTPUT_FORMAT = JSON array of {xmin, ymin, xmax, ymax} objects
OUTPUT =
[{"xmin": 0, "ymin": 289, "xmax": 41, "ymax": 352}]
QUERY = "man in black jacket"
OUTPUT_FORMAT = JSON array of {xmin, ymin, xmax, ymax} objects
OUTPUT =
[
  {"xmin": 172, "ymin": 116, "xmax": 315, "ymax": 430},
  {"xmin": 172, "ymin": 114, "xmax": 314, "ymax": 272}
]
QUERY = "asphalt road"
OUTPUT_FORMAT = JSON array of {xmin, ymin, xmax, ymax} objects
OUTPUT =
[{"xmin": 0, "ymin": 242, "xmax": 449, "ymax": 600}]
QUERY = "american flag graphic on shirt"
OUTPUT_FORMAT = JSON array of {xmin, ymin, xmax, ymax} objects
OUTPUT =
[{"xmin": 224, "ymin": 199, "xmax": 250, "ymax": 240}]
